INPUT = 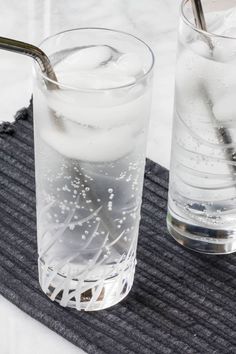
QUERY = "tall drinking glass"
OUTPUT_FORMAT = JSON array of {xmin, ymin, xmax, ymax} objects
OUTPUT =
[
  {"xmin": 33, "ymin": 28, "xmax": 154, "ymax": 310},
  {"xmin": 167, "ymin": 0, "xmax": 236, "ymax": 254}
]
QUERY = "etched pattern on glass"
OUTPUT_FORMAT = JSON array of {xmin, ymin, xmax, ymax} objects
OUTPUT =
[{"xmin": 37, "ymin": 156, "xmax": 143, "ymax": 310}]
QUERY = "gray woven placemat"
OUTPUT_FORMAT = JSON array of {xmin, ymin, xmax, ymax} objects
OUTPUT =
[{"xmin": 0, "ymin": 104, "xmax": 236, "ymax": 354}]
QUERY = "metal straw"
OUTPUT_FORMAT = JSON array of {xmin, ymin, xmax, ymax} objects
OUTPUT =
[
  {"xmin": 0, "ymin": 36, "xmax": 58, "ymax": 89},
  {"xmin": 191, "ymin": 0, "xmax": 207, "ymax": 30},
  {"xmin": 190, "ymin": 0, "xmax": 214, "ymax": 50},
  {"xmin": 190, "ymin": 0, "xmax": 236, "ymax": 169}
]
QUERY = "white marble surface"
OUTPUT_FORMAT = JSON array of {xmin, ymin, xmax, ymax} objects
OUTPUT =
[{"xmin": 0, "ymin": 0, "xmax": 180, "ymax": 353}]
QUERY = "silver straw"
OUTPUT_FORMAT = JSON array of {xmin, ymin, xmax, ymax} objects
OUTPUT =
[
  {"xmin": 0, "ymin": 36, "xmax": 58, "ymax": 89},
  {"xmin": 191, "ymin": 0, "xmax": 207, "ymax": 30},
  {"xmin": 190, "ymin": 0, "xmax": 214, "ymax": 50}
]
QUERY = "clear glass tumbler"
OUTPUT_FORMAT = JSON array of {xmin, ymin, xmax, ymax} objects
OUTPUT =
[
  {"xmin": 33, "ymin": 28, "xmax": 154, "ymax": 310},
  {"xmin": 167, "ymin": 0, "xmax": 236, "ymax": 254}
]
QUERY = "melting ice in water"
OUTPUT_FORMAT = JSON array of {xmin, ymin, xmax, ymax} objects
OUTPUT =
[
  {"xmin": 41, "ymin": 45, "xmax": 149, "ymax": 162},
  {"xmin": 178, "ymin": 4, "xmax": 236, "ymax": 128},
  {"xmin": 55, "ymin": 46, "xmax": 143, "ymax": 88}
]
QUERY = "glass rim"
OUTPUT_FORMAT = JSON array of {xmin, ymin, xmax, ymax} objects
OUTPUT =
[
  {"xmin": 38, "ymin": 27, "xmax": 155, "ymax": 92},
  {"xmin": 181, "ymin": 0, "xmax": 236, "ymax": 41}
]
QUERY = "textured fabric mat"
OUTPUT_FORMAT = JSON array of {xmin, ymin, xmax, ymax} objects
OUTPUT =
[{"xmin": 0, "ymin": 104, "xmax": 236, "ymax": 354}]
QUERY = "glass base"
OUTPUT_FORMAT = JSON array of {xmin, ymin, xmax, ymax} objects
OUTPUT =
[
  {"xmin": 167, "ymin": 211, "xmax": 236, "ymax": 255},
  {"xmin": 38, "ymin": 259, "xmax": 135, "ymax": 311}
]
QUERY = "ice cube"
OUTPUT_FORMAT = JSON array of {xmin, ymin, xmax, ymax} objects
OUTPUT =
[
  {"xmin": 212, "ymin": 40, "xmax": 236, "ymax": 63},
  {"xmin": 176, "ymin": 48, "xmax": 221, "ymax": 128},
  {"xmin": 178, "ymin": 47, "xmax": 236, "ymax": 109},
  {"xmin": 47, "ymin": 88, "xmax": 150, "ymax": 128},
  {"xmin": 56, "ymin": 70, "xmax": 135, "ymax": 89},
  {"xmin": 224, "ymin": 6, "xmax": 236, "ymax": 31},
  {"xmin": 115, "ymin": 53, "xmax": 143, "ymax": 77},
  {"xmin": 205, "ymin": 58, "xmax": 236, "ymax": 103},
  {"xmin": 211, "ymin": 26, "xmax": 236, "ymax": 62},
  {"xmin": 222, "ymin": 26, "xmax": 236, "ymax": 38},
  {"xmin": 206, "ymin": 11, "xmax": 225, "ymax": 34},
  {"xmin": 56, "ymin": 45, "xmax": 112, "ymax": 71},
  {"xmin": 190, "ymin": 40, "xmax": 211, "ymax": 59},
  {"xmin": 41, "ymin": 123, "xmax": 136, "ymax": 162},
  {"xmin": 175, "ymin": 49, "xmax": 206, "ymax": 110},
  {"xmin": 212, "ymin": 91, "xmax": 236, "ymax": 122}
]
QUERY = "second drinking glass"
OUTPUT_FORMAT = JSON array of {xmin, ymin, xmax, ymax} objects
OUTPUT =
[{"xmin": 168, "ymin": 0, "xmax": 236, "ymax": 254}]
